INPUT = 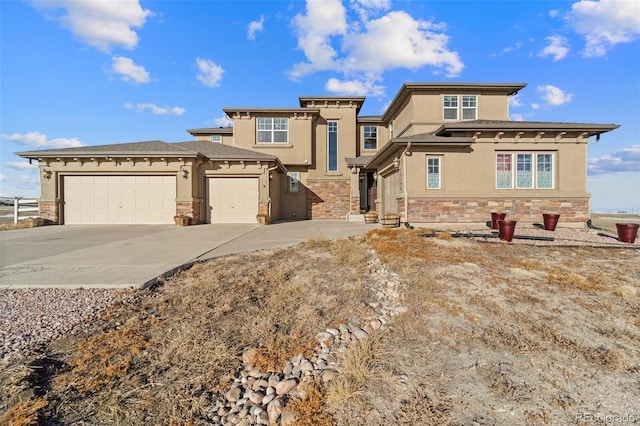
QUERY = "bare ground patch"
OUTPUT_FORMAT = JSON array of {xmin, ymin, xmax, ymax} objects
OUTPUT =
[{"xmin": 1, "ymin": 229, "xmax": 639, "ymax": 425}]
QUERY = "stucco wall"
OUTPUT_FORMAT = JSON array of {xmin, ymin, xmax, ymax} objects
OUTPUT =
[{"xmin": 229, "ymin": 114, "xmax": 314, "ymax": 165}]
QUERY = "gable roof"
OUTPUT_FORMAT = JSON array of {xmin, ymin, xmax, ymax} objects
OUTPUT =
[{"xmin": 173, "ymin": 140, "xmax": 278, "ymax": 161}]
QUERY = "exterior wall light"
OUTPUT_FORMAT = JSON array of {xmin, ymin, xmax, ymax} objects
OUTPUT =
[
  {"xmin": 42, "ymin": 169, "xmax": 52, "ymax": 179},
  {"xmin": 392, "ymin": 156, "xmax": 400, "ymax": 171},
  {"xmin": 180, "ymin": 166, "xmax": 189, "ymax": 179}
]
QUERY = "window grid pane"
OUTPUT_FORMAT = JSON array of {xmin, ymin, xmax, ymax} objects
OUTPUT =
[
  {"xmin": 427, "ymin": 158, "xmax": 440, "ymax": 189},
  {"xmin": 537, "ymin": 154, "xmax": 553, "ymax": 188},
  {"xmin": 516, "ymin": 154, "xmax": 533, "ymax": 188},
  {"xmin": 496, "ymin": 154, "xmax": 513, "ymax": 189},
  {"xmin": 364, "ymin": 126, "xmax": 377, "ymax": 149},
  {"xmin": 328, "ymin": 121, "xmax": 338, "ymax": 171},
  {"xmin": 257, "ymin": 117, "xmax": 288, "ymax": 143},
  {"xmin": 443, "ymin": 95, "xmax": 458, "ymax": 120}
]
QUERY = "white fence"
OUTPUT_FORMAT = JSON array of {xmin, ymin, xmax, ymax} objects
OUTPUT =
[{"xmin": 13, "ymin": 198, "xmax": 39, "ymax": 224}]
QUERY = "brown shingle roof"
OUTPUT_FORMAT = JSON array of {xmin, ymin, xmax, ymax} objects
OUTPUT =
[{"xmin": 15, "ymin": 140, "xmax": 198, "ymax": 158}]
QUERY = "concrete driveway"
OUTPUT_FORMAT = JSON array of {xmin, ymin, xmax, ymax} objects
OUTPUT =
[{"xmin": 0, "ymin": 221, "xmax": 378, "ymax": 289}]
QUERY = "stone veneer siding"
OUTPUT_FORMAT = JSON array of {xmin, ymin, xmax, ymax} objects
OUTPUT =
[
  {"xmin": 401, "ymin": 198, "xmax": 590, "ymax": 223},
  {"xmin": 306, "ymin": 179, "xmax": 351, "ymax": 219},
  {"xmin": 38, "ymin": 200, "xmax": 59, "ymax": 224},
  {"xmin": 176, "ymin": 199, "xmax": 203, "ymax": 224}
]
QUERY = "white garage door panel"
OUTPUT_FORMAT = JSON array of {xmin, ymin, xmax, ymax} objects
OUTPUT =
[
  {"xmin": 64, "ymin": 176, "xmax": 176, "ymax": 224},
  {"xmin": 208, "ymin": 177, "xmax": 259, "ymax": 223}
]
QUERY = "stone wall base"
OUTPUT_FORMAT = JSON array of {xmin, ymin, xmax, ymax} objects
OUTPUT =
[
  {"xmin": 306, "ymin": 179, "xmax": 350, "ymax": 219},
  {"xmin": 176, "ymin": 199, "xmax": 203, "ymax": 224},
  {"xmin": 38, "ymin": 200, "xmax": 59, "ymax": 224},
  {"xmin": 403, "ymin": 198, "xmax": 590, "ymax": 224}
]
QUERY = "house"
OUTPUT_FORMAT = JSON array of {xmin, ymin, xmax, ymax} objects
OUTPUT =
[{"xmin": 16, "ymin": 82, "xmax": 618, "ymax": 226}]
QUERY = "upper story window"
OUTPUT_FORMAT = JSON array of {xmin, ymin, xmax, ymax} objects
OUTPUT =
[
  {"xmin": 443, "ymin": 95, "xmax": 478, "ymax": 120},
  {"xmin": 212, "ymin": 135, "xmax": 222, "ymax": 143},
  {"xmin": 328, "ymin": 121, "xmax": 338, "ymax": 172},
  {"xmin": 443, "ymin": 95, "xmax": 458, "ymax": 120},
  {"xmin": 363, "ymin": 126, "xmax": 377, "ymax": 150},
  {"xmin": 462, "ymin": 95, "xmax": 477, "ymax": 120},
  {"xmin": 257, "ymin": 117, "xmax": 288, "ymax": 144},
  {"xmin": 496, "ymin": 152, "xmax": 554, "ymax": 189}
]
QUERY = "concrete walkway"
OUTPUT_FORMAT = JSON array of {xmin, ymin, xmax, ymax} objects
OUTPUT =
[{"xmin": 0, "ymin": 221, "xmax": 378, "ymax": 289}]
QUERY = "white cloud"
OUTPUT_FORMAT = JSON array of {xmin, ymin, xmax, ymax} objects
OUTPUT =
[
  {"xmin": 537, "ymin": 85, "xmax": 574, "ymax": 106},
  {"xmin": 325, "ymin": 78, "xmax": 384, "ymax": 96},
  {"xmin": 247, "ymin": 15, "xmax": 265, "ymax": 40},
  {"xmin": 111, "ymin": 56, "xmax": 150, "ymax": 83},
  {"xmin": 1, "ymin": 131, "xmax": 84, "ymax": 149},
  {"xmin": 289, "ymin": 0, "xmax": 463, "ymax": 90},
  {"xmin": 350, "ymin": 0, "xmax": 391, "ymax": 21},
  {"xmin": 538, "ymin": 36, "xmax": 570, "ymax": 61},
  {"xmin": 343, "ymin": 11, "xmax": 463, "ymax": 77},
  {"xmin": 195, "ymin": 58, "xmax": 224, "ymax": 88},
  {"xmin": 588, "ymin": 144, "xmax": 640, "ymax": 174},
  {"xmin": 568, "ymin": 0, "xmax": 640, "ymax": 57},
  {"xmin": 290, "ymin": 0, "xmax": 348, "ymax": 80},
  {"xmin": 549, "ymin": 9, "xmax": 560, "ymax": 18},
  {"xmin": 31, "ymin": 0, "xmax": 152, "ymax": 53},
  {"xmin": 5, "ymin": 161, "xmax": 38, "ymax": 170},
  {"xmin": 510, "ymin": 114, "xmax": 525, "ymax": 121},
  {"xmin": 211, "ymin": 115, "xmax": 233, "ymax": 128},
  {"xmin": 531, "ymin": 103, "xmax": 541, "ymax": 110},
  {"xmin": 124, "ymin": 103, "xmax": 185, "ymax": 115},
  {"xmin": 509, "ymin": 94, "xmax": 523, "ymax": 108}
]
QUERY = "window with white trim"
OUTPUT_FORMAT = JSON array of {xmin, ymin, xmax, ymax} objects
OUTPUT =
[
  {"xmin": 496, "ymin": 153, "xmax": 554, "ymax": 189},
  {"xmin": 537, "ymin": 154, "xmax": 554, "ymax": 189},
  {"xmin": 257, "ymin": 117, "xmax": 288, "ymax": 143},
  {"xmin": 462, "ymin": 95, "xmax": 477, "ymax": 120},
  {"xmin": 363, "ymin": 126, "xmax": 377, "ymax": 150},
  {"xmin": 444, "ymin": 95, "xmax": 478, "ymax": 120},
  {"xmin": 288, "ymin": 172, "xmax": 299, "ymax": 193},
  {"xmin": 212, "ymin": 135, "xmax": 222, "ymax": 143},
  {"xmin": 443, "ymin": 95, "xmax": 458, "ymax": 120},
  {"xmin": 426, "ymin": 157, "xmax": 441, "ymax": 189},
  {"xmin": 328, "ymin": 121, "xmax": 338, "ymax": 172}
]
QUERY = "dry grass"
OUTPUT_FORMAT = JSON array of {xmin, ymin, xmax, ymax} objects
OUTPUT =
[
  {"xmin": 285, "ymin": 379, "xmax": 334, "ymax": 426},
  {"xmin": 1, "ymin": 227, "xmax": 639, "ymax": 425}
]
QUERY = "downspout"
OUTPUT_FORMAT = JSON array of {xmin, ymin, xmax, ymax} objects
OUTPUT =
[
  {"xmin": 402, "ymin": 141, "xmax": 412, "ymax": 225},
  {"xmin": 265, "ymin": 163, "xmax": 279, "ymax": 224}
]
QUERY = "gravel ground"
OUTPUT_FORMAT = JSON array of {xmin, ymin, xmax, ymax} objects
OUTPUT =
[
  {"xmin": 0, "ymin": 225, "xmax": 637, "ymax": 368},
  {"xmin": 0, "ymin": 288, "xmax": 138, "ymax": 366}
]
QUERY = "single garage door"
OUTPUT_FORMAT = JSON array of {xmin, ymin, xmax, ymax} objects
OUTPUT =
[
  {"xmin": 64, "ymin": 175, "xmax": 176, "ymax": 224},
  {"xmin": 208, "ymin": 177, "xmax": 259, "ymax": 223}
]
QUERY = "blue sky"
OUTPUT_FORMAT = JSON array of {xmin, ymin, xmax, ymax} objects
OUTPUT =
[{"xmin": 1, "ymin": 0, "xmax": 639, "ymax": 212}]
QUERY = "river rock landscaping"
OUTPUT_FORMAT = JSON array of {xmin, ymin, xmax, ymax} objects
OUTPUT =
[{"xmin": 1, "ymin": 226, "xmax": 639, "ymax": 425}]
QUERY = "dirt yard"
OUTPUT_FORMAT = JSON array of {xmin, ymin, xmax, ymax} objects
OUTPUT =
[{"xmin": 1, "ymin": 226, "xmax": 639, "ymax": 425}]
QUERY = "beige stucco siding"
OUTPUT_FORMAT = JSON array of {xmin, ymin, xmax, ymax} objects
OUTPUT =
[
  {"xmin": 229, "ymin": 114, "xmax": 314, "ymax": 165},
  {"xmin": 404, "ymin": 140, "xmax": 589, "ymax": 198}
]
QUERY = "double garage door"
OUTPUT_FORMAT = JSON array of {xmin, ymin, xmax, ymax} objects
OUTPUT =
[
  {"xmin": 63, "ymin": 175, "xmax": 259, "ymax": 225},
  {"xmin": 64, "ymin": 176, "xmax": 176, "ymax": 225}
]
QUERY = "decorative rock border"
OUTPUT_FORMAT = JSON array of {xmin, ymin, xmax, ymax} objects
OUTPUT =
[{"xmin": 206, "ymin": 250, "xmax": 407, "ymax": 425}]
